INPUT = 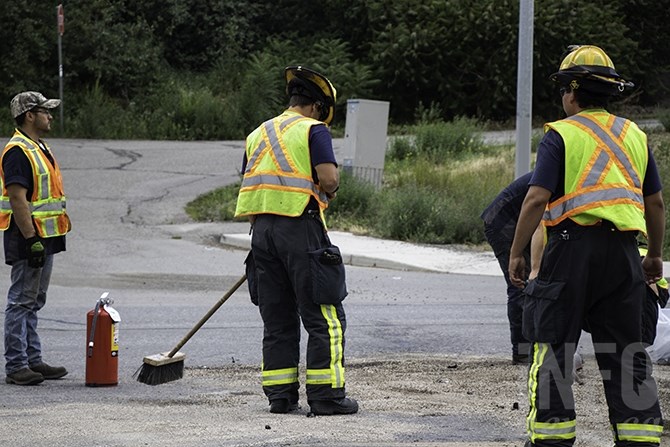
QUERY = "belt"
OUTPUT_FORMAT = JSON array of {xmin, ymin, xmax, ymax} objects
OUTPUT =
[{"xmin": 549, "ymin": 219, "xmax": 618, "ymax": 232}]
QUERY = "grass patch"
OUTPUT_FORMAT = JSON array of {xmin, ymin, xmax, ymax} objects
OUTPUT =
[
  {"xmin": 184, "ymin": 119, "xmax": 670, "ymax": 256},
  {"xmin": 185, "ymin": 182, "xmax": 242, "ymax": 222}
]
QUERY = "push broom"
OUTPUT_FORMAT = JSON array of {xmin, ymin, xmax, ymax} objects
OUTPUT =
[{"xmin": 134, "ymin": 274, "xmax": 247, "ymax": 385}]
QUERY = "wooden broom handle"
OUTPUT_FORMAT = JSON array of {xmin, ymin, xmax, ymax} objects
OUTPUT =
[{"xmin": 168, "ymin": 274, "xmax": 247, "ymax": 358}]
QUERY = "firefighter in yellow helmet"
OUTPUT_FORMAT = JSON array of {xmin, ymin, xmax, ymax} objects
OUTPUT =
[
  {"xmin": 509, "ymin": 45, "xmax": 664, "ymax": 446},
  {"xmin": 235, "ymin": 66, "xmax": 358, "ymax": 415}
]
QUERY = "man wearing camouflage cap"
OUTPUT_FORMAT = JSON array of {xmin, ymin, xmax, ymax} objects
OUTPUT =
[{"xmin": 2, "ymin": 91, "xmax": 71, "ymax": 385}]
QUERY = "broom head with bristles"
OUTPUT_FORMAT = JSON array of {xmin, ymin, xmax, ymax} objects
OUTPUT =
[{"xmin": 133, "ymin": 351, "xmax": 186, "ymax": 385}]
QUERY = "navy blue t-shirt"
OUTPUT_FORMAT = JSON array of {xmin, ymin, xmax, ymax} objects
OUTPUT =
[
  {"xmin": 480, "ymin": 172, "xmax": 533, "ymax": 242},
  {"xmin": 531, "ymin": 128, "xmax": 662, "ymax": 201},
  {"xmin": 2, "ymin": 136, "xmax": 66, "ymax": 264}
]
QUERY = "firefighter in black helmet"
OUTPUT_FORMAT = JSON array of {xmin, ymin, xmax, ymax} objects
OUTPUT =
[
  {"xmin": 235, "ymin": 66, "xmax": 358, "ymax": 416},
  {"xmin": 509, "ymin": 45, "xmax": 664, "ymax": 446}
]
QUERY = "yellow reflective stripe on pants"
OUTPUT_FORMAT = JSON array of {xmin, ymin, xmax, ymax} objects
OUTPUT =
[
  {"xmin": 262, "ymin": 367, "xmax": 298, "ymax": 386},
  {"xmin": 526, "ymin": 343, "xmax": 576, "ymax": 442},
  {"xmin": 532, "ymin": 420, "xmax": 576, "ymax": 441},
  {"xmin": 308, "ymin": 304, "xmax": 345, "ymax": 388},
  {"xmin": 615, "ymin": 422, "xmax": 662, "ymax": 443},
  {"xmin": 306, "ymin": 368, "xmax": 332, "ymax": 385}
]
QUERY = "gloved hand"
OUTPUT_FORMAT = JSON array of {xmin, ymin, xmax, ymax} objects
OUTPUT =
[{"xmin": 25, "ymin": 236, "xmax": 45, "ymax": 268}]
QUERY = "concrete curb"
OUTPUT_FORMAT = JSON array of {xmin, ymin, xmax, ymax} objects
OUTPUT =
[{"xmin": 219, "ymin": 231, "xmax": 502, "ymax": 276}]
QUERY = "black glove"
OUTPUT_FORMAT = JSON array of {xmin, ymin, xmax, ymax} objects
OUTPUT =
[{"xmin": 25, "ymin": 236, "xmax": 45, "ymax": 268}]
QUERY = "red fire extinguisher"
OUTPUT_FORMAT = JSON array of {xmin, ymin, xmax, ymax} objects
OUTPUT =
[{"xmin": 86, "ymin": 292, "xmax": 120, "ymax": 387}]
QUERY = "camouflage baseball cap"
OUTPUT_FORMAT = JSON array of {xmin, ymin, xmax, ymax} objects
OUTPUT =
[{"xmin": 10, "ymin": 91, "xmax": 61, "ymax": 119}]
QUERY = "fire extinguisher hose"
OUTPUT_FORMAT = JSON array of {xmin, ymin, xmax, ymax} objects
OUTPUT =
[{"xmin": 87, "ymin": 300, "xmax": 102, "ymax": 358}]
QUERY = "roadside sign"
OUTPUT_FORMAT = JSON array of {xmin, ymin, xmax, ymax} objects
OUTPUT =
[{"xmin": 58, "ymin": 4, "xmax": 64, "ymax": 36}]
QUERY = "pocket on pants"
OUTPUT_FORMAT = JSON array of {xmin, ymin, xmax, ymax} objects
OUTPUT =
[
  {"xmin": 522, "ymin": 279, "xmax": 566, "ymax": 343},
  {"xmin": 308, "ymin": 246, "xmax": 348, "ymax": 304},
  {"xmin": 244, "ymin": 251, "xmax": 259, "ymax": 306}
]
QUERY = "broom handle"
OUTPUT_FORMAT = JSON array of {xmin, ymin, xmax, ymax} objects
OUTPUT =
[{"xmin": 167, "ymin": 274, "xmax": 247, "ymax": 358}]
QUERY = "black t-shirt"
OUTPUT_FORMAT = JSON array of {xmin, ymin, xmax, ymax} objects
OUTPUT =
[{"xmin": 2, "ymin": 139, "xmax": 66, "ymax": 265}]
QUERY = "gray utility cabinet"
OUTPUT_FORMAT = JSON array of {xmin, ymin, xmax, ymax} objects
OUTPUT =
[{"xmin": 342, "ymin": 99, "xmax": 390, "ymax": 188}]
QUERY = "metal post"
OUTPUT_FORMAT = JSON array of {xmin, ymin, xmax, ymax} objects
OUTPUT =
[
  {"xmin": 57, "ymin": 4, "xmax": 64, "ymax": 133},
  {"xmin": 515, "ymin": 0, "xmax": 534, "ymax": 179}
]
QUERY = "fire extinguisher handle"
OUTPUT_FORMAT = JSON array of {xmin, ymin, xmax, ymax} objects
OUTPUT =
[
  {"xmin": 88, "ymin": 300, "xmax": 102, "ymax": 357},
  {"xmin": 167, "ymin": 274, "xmax": 247, "ymax": 358}
]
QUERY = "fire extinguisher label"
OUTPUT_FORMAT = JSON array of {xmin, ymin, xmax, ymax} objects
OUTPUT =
[{"xmin": 111, "ymin": 323, "xmax": 119, "ymax": 357}]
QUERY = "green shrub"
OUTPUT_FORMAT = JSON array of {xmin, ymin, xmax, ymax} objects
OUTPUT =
[
  {"xmin": 374, "ymin": 184, "xmax": 454, "ymax": 243},
  {"xmin": 648, "ymin": 133, "xmax": 670, "ymax": 258},
  {"xmin": 327, "ymin": 171, "xmax": 377, "ymax": 218},
  {"xmin": 67, "ymin": 82, "xmax": 139, "ymax": 139},
  {"xmin": 657, "ymin": 110, "xmax": 670, "ymax": 133},
  {"xmin": 388, "ymin": 117, "xmax": 486, "ymax": 162}
]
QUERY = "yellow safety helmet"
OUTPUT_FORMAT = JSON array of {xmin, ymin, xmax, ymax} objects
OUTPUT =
[
  {"xmin": 285, "ymin": 66, "xmax": 337, "ymax": 125},
  {"xmin": 550, "ymin": 45, "xmax": 633, "ymax": 95}
]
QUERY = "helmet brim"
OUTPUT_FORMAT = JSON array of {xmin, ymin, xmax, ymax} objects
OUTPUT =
[{"xmin": 550, "ymin": 65, "xmax": 634, "ymax": 95}]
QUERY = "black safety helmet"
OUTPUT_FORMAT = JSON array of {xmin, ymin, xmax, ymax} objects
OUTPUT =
[{"xmin": 285, "ymin": 66, "xmax": 337, "ymax": 125}]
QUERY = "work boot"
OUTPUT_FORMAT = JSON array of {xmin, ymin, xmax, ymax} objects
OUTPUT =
[
  {"xmin": 30, "ymin": 362, "xmax": 68, "ymax": 380},
  {"xmin": 269, "ymin": 399, "xmax": 300, "ymax": 414},
  {"xmin": 5, "ymin": 367, "xmax": 44, "ymax": 385},
  {"xmin": 512, "ymin": 353, "xmax": 531, "ymax": 365},
  {"xmin": 309, "ymin": 397, "xmax": 359, "ymax": 415}
]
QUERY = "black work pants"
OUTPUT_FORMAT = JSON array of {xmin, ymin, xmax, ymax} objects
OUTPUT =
[
  {"xmin": 523, "ymin": 224, "xmax": 662, "ymax": 447},
  {"xmin": 251, "ymin": 213, "xmax": 347, "ymax": 403},
  {"xmin": 484, "ymin": 225, "xmax": 530, "ymax": 354}
]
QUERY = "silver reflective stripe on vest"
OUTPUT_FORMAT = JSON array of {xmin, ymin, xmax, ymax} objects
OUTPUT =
[
  {"xmin": 33, "ymin": 201, "xmax": 66, "ymax": 212},
  {"xmin": 263, "ymin": 120, "xmax": 293, "ymax": 172},
  {"xmin": 10, "ymin": 136, "xmax": 51, "ymax": 200},
  {"xmin": 610, "ymin": 116, "xmax": 627, "ymax": 139},
  {"xmin": 582, "ymin": 150, "xmax": 610, "ymax": 188},
  {"xmin": 245, "ymin": 140, "xmax": 266, "ymax": 174},
  {"xmin": 279, "ymin": 114, "xmax": 305, "ymax": 132},
  {"xmin": 544, "ymin": 187, "xmax": 643, "ymax": 222},
  {"xmin": 567, "ymin": 115, "xmax": 641, "ymax": 188},
  {"xmin": 241, "ymin": 174, "xmax": 328, "ymax": 203},
  {"xmin": 245, "ymin": 115, "xmax": 307, "ymax": 174}
]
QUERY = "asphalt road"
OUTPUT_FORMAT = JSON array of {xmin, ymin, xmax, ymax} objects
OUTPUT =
[{"xmin": 0, "ymin": 138, "xmax": 518, "ymax": 446}]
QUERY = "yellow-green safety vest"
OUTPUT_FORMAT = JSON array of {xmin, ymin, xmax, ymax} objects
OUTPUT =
[
  {"xmin": 235, "ymin": 110, "xmax": 329, "ymax": 220},
  {"xmin": 543, "ymin": 109, "xmax": 648, "ymax": 234},
  {"xmin": 0, "ymin": 130, "xmax": 71, "ymax": 238}
]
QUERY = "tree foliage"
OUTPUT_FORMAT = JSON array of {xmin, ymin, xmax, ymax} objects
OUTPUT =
[{"xmin": 1, "ymin": 0, "xmax": 668, "ymax": 138}]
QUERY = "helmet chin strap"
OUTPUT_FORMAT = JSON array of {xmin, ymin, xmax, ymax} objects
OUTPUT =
[{"xmin": 315, "ymin": 101, "xmax": 328, "ymax": 122}]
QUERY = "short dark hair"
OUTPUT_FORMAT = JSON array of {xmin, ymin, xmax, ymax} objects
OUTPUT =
[
  {"xmin": 289, "ymin": 94, "xmax": 315, "ymax": 107},
  {"xmin": 571, "ymin": 87, "xmax": 610, "ymax": 109},
  {"xmin": 14, "ymin": 113, "xmax": 27, "ymax": 126}
]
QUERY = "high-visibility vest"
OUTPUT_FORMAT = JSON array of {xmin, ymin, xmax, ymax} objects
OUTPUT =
[
  {"xmin": 235, "ymin": 110, "xmax": 329, "ymax": 219},
  {"xmin": 0, "ymin": 130, "xmax": 71, "ymax": 238},
  {"xmin": 542, "ymin": 110, "xmax": 648, "ymax": 233}
]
